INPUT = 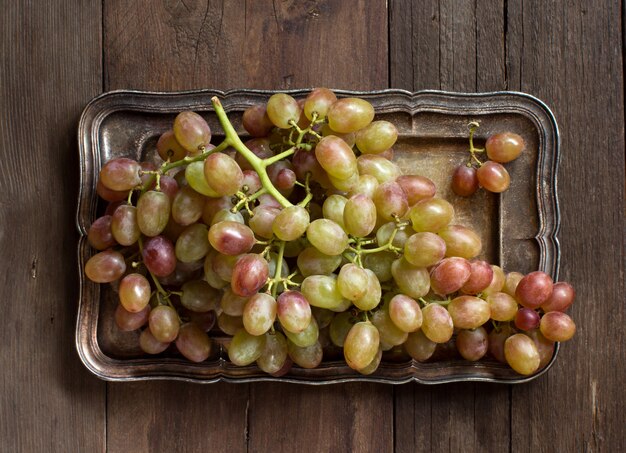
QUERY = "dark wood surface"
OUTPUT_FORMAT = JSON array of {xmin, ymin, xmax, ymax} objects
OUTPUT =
[{"xmin": 1, "ymin": 1, "xmax": 624, "ymax": 451}]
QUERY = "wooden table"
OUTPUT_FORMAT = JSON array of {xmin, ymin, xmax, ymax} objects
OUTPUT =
[{"xmin": 1, "ymin": 1, "xmax": 624, "ymax": 451}]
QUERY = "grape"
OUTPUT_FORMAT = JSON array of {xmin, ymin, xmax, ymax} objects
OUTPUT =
[
  {"xmin": 420, "ymin": 304, "xmax": 453, "ymax": 343},
  {"xmin": 376, "ymin": 222, "xmax": 411, "ymax": 249},
  {"xmin": 119, "ymin": 273, "xmax": 151, "ymax": 313},
  {"xmin": 85, "ymin": 250, "xmax": 126, "ymax": 283},
  {"xmin": 175, "ymin": 224, "xmax": 210, "ymax": 263},
  {"xmin": 283, "ymin": 317, "xmax": 319, "ymax": 347},
  {"xmin": 343, "ymin": 194, "xmax": 377, "ymax": 237},
  {"xmin": 430, "ymin": 257, "xmax": 471, "ymax": 296},
  {"xmin": 142, "ymin": 235, "xmax": 176, "ymax": 277},
  {"xmin": 304, "ymin": 87, "xmax": 337, "ymax": 120},
  {"xmin": 171, "ymin": 186, "xmax": 205, "ymax": 226},
  {"xmin": 315, "ymin": 136, "xmax": 357, "ymax": 181},
  {"xmin": 488, "ymin": 325, "xmax": 512, "ymax": 363},
  {"xmin": 348, "ymin": 174, "xmax": 379, "ymax": 199},
  {"xmin": 409, "ymin": 198, "xmax": 454, "ymax": 233},
  {"xmin": 438, "ymin": 225, "xmax": 482, "ymax": 259},
  {"xmin": 139, "ymin": 328, "xmax": 170, "ymax": 354},
  {"xmin": 301, "ymin": 274, "xmax": 347, "ymax": 310},
  {"xmin": 296, "ymin": 247, "xmax": 342, "ymax": 277},
  {"xmin": 403, "ymin": 232, "xmax": 446, "ymax": 268},
  {"xmin": 137, "ymin": 190, "xmax": 170, "ymax": 237},
  {"xmin": 97, "ymin": 179, "xmax": 129, "ymax": 202},
  {"xmin": 288, "ymin": 341, "xmax": 323, "ymax": 369},
  {"xmin": 272, "ymin": 206, "xmax": 310, "ymax": 241},
  {"xmin": 447, "ymin": 295, "xmax": 490, "ymax": 329},
  {"xmin": 275, "ymin": 168, "xmax": 297, "ymax": 191},
  {"xmin": 231, "ymin": 253, "xmax": 269, "ymax": 297},
  {"xmin": 187, "ymin": 308, "xmax": 217, "ymax": 331},
  {"xmin": 157, "ymin": 130, "xmax": 187, "ymax": 162},
  {"xmin": 211, "ymin": 253, "xmax": 239, "ymax": 283},
  {"xmin": 311, "ymin": 307, "xmax": 334, "ymax": 330},
  {"xmin": 327, "ymin": 98, "xmax": 374, "ymax": 133},
  {"xmin": 363, "ymin": 251, "xmax": 396, "ymax": 282},
  {"xmin": 357, "ymin": 346, "xmax": 383, "ymax": 375},
  {"xmin": 149, "ymin": 305, "xmax": 180, "ymax": 343},
  {"xmin": 217, "ymin": 313, "xmax": 244, "ymax": 335},
  {"xmin": 369, "ymin": 304, "xmax": 407, "ymax": 346},
  {"xmin": 356, "ymin": 154, "xmax": 401, "ymax": 183},
  {"xmin": 322, "ymin": 194, "xmax": 348, "ymax": 229},
  {"xmin": 343, "ymin": 321, "xmax": 379, "ymax": 370},
  {"xmin": 526, "ymin": 329, "xmax": 555, "ymax": 369},
  {"xmin": 515, "ymin": 271, "xmax": 554, "ymax": 309},
  {"xmin": 477, "ymin": 161, "xmax": 510, "ymax": 193},
  {"xmin": 173, "ymin": 111, "xmax": 211, "ymax": 153},
  {"xmin": 256, "ymin": 332, "xmax": 288, "ymax": 374},
  {"xmin": 504, "ymin": 333, "xmax": 540, "ymax": 375},
  {"xmin": 451, "ymin": 165, "xmax": 479, "ymax": 197},
  {"xmin": 540, "ymin": 311, "xmax": 576, "ymax": 342},
  {"xmin": 115, "ymin": 304, "xmax": 150, "ymax": 331},
  {"xmin": 176, "ymin": 323, "xmax": 212, "ymax": 362},
  {"xmin": 396, "ymin": 175, "xmax": 436, "ymax": 205},
  {"xmin": 185, "ymin": 161, "xmax": 220, "ymax": 197},
  {"xmin": 243, "ymin": 293, "xmax": 277, "ymax": 336},
  {"xmin": 329, "ymin": 312, "xmax": 353, "ymax": 347},
  {"xmin": 204, "ymin": 152, "xmax": 244, "ymax": 196},
  {"xmin": 249, "ymin": 206, "xmax": 281, "ymax": 239},
  {"xmin": 503, "ymin": 271, "xmax": 524, "ymax": 297},
  {"xmin": 482, "ymin": 265, "xmax": 505, "ymax": 295},
  {"xmin": 486, "ymin": 292, "xmax": 518, "ymax": 321},
  {"xmin": 100, "ymin": 158, "xmax": 141, "ymax": 191},
  {"xmin": 460, "ymin": 259, "xmax": 493, "ymax": 294},
  {"xmin": 355, "ymin": 121, "xmax": 398, "ymax": 154},
  {"xmin": 242, "ymin": 104, "xmax": 274, "ymax": 137},
  {"xmin": 228, "ymin": 329, "xmax": 266, "ymax": 366},
  {"xmin": 388, "ymin": 294, "xmax": 422, "ymax": 333},
  {"xmin": 541, "ymin": 282, "xmax": 575, "ymax": 312},
  {"xmin": 391, "ymin": 258, "xmax": 430, "ymax": 299},
  {"xmin": 211, "ymin": 208, "xmax": 244, "ymax": 226},
  {"xmin": 404, "ymin": 329, "xmax": 437, "ymax": 361},
  {"xmin": 456, "ymin": 327, "xmax": 488, "ymax": 361},
  {"xmin": 201, "ymin": 196, "xmax": 232, "ymax": 225},
  {"xmin": 241, "ymin": 170, "xmax": 262, "ymax": 194},
  {"xmin": 220, "ymin": 288, "xmax": 249, "ymax": 316},
  {"xmin": 181, "ymin": 280, "xmax": 219, "ymax": 312},
  {"xmin": 514, "ymin": 307, "xmax": 540, "ymax": 331},
  {"xmin": 88, "ymin": 215, "xmax": 116, "ymax": 250},
  {"xmin": 291, "ymin": 149, "xmax": 331, "ymax": 188},
  {"xmin": 111, "ymin": 205, "xmax": 140, "ymax": 246},
  {"xmin": 276, "ymin": 290, "xmax": 312, "ymax": 333},
  {"xmin": 266, "ymin": 93, "xmax": 301, "ymax": 129},
  {"xmin": 353, "ymin": 269, "xmax": 382, "ymax": 311},
  {"xmin": 209, "ymin": 221, "xmax": 255, "ymax": 256},
  {"xmin": 337, "ymin": 263, "xmax": 369, "ymax": 301},
  {"xmin": 158, "ymin": 175, "xmax": 178, "ymax": 202},
  {"xmin": 306, "ymin": 219, "xmax": 348, "ymax": 256},
  {"xmin": 373, "ymin": 181, "xmax": 409, "ymax": 221},
  {"xmin": 485, "ymin": 132, "xmax": 525, "ymax": 163}
]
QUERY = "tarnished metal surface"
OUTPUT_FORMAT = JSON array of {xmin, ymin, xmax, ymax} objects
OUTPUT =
[{"xmin": 76, "ymin": 89, "xmax": 560, "ymax": 384}]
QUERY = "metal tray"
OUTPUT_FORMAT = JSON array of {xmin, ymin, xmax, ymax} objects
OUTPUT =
[{"xmin": 76, "ymin": 89, "xmax": 560, "ymax": 384}]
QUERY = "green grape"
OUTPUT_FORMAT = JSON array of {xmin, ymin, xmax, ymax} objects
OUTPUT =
[
  {"xmin": 322, "ymin": 194, "xmax": 348, "ymax": 229},
  {"xmin": 272, "ymin": 206, "xmax": 310, "ymax": 241},
  {"xmin": 181, "ymin": 280, "xmax": 219, "ymax": 313},
  {"xmin": 353, "ymin": 269, "xmax": 382, "ymax": 311},
  {"xmin": 404, "ymin": 329, "xmax": 437, "ymax": 362},
  {"xmin": 176, "ymin": 323, "xmax": 212, "ymax": 362},
  {"xmin": 315, "ymin": 136, "xmax": 358, "ymax": 181},
  {"xmin": 328, "ymin": 172, "xmax": 359, "ymax": 192},
  {"xmin": 357, "ymin": 346, "xmax": 383, "ymax": 375},
  {"xmin": 403, "ymin": 232, "xmax": 446, "ymax": 268},
  {"xmin": 228, "ymin": 329, "xmax": 266, "ymax": 366},
  {"xmin": 173, "ymin": 111, "xmax": 211, "ymax": 153},
  {"xmin": 343, "ymin": 321, "xmax": 379, "ymax": 370},
  {"xmin": 204, "ymin": 152, "xmax": 244, "ymax": 196},
  {"xmin": 320, "ymin": 124, "xmax": 356, "ymax": 147},
  {"xmin": 304, "ymin": 87, "xmax": 337, "ymax": 120},
  {"xmin": 85, "ymin": 250, "xmax": 126, "ymax": 283},
  {"xmin": 388, "ymin": 294, "xmax": 422, "ymax": 333},
  {"xmin": 243, "ymin": 293, "xmax": 277, "ymax": 336},
  {"xmin": 137, "ymin": 190, "xmax": 170, "ymax": 237},
  {"xmin": 355, "ymin": 120, "xmax": 398, "ymax": 154},
  {"xmin": 438, "ymin": 225, "xmax": 482, "ymax": 259},
  {"xmin": 329, "ymin": 312, "xmax": 353, "ymax": 347},
  {"xmin": 348, "ymin": 174, "xmax": 379, "ymax": 199},
  {"xmin": 409, "ymin": 198, "xmax": 454, "ymax": 233},
  {"xmin": 111, "ymin": 205, "xmax": 140, "ymax": 246},
  {"xmin": 376, "ymin": 222, "xmax": 411, "ymax": 249},
  {"xmin": 363, "ymin": 251, "xmax": 396, "ymax": 282},
  {"xmin": 327, "ymin": 98, "xmax": 375, "ymax": 133},
  {"xmin": 185, "ymin": 161, "xmax": 220, "ymax": 197},
  {"xmin": 306, "ymin": 219, "xmax": 348, "ymax": 256},
  {"xmin": 296, "ymin": 247, "xmax": 342, "ymax": 277},
  {"xmin": 148, "ymin": 305, "xmax": 180, "ymax": 343},
  {"xmin": 220, "ymin": 288, "xmax": 249, "ymax": 317},
  {"xmin": 311, "ymin": 307, "xmax": 334, "ymax": 329},
  {"xmin": 210, "ymin": 208, "xmax": 244, "ymax": 226},
  {"xmin": 503, "ymin": 271, "xmax": 525, "ymax": 297},
  {"xmin": 266, "ymin": 93, "xmax": 301, "ymax": 129},
  {"xmin": 175, "ymin": 224, "xmax": 210, "ymax": 263},
  {"xmin": 203, "ymin": 250, "xmax": 229, "ymax": 289},
  {"xmin": 370, "ymin": 304, "xmax": 408, "ymax": 346},
  {"xmin": 343, "ymin": 194, "xmax": 377, "ymax": 237},
  {"xmin": 119, "ymin": 273, "xmax": 151, "ymax": 313},
  {"xmin": 482, "ymin": 265, "xmax": 505, "ymax": 296},
  {"xmin": 257, "ymin": 332, "xmax": 288, "ymax": 374},
  {"xmin": 486, "ymin": 292, "xmax": 518, "ymax": 321},
  {"xmin": 420, "ymin": 304, "xmax": 453, "ymax": 343},
  {"xmin": 283, "ymin": 317, "xmax": 319, "ymax": 347},
  {"xmin": 301, "ymin": 274, "xmax": 347, "ymax": 310},
  {"xmin": 356, "ymin": 154, "xmax": 401, "ymax": 183},
  {"xmin": 337, "ymin": 263, "xmax": 369, "ymax": 301},
  {"xmin": 504, "ymin": 333, "xmax": 540, "ymax": 375},
  {"xmin": 391, "ymin": 258, "xmax": 430, "ymax": 299},
  {"xmin": 172, "ymin": 186, "xmax": 205, "ymax": 226},
  {"xmin": 288, "ymin": 340, "xmax": 323, "ymax": 369},
  {"xmin": 447, "ymin": 295, "xmax": 491, "ymax": 329}
]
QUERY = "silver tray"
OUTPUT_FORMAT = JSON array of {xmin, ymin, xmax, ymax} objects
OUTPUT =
[{"xmin": 76, "ymin": 89, "xmax": 560, "ymax": 384}]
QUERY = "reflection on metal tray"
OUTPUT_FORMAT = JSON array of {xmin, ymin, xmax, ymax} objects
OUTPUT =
[{"xmin": 76, "ymin": 89, "xmax": 560, "ymax": 384}]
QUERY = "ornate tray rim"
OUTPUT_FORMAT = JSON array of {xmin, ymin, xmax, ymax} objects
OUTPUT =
[{"xmin": 76, "ymin": 88, "xmax": 560, "ymax": 385}]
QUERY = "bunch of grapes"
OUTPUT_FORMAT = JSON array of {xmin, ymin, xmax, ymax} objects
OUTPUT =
[
  {"xmin": 451, "ymin": 121, "xmax": 525, "ymax": 196},
  {"xmin": 84, "ymin": 88, "xmax": 576, "ymax": 377}
]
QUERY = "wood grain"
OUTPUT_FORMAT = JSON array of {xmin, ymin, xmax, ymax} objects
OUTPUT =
[{"xmin": 0, "ymin": 1, "xmax": 105, "ymax": 452}]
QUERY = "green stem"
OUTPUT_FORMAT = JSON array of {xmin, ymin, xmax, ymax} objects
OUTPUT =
[
  {"xmin": 271, "ymin": 240, "xmax": 286, "ymax": 298},
  {"xmin": 263, "ymin": 146, "xmax": 296, "ymax": 167}
]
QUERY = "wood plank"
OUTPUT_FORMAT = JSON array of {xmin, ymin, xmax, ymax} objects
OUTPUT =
[
  {"xmin": 390, "ymin": 1, "xmax": 511, "ymax": 452},
  {"xmin": 0, "ymin": 1, "xmax": 105, "ymax": 452},
  {"xmin": 506, "ymin": 1, "xmax": 626, "ymax": 450},
  {"xmin": 104, "ymin": 2, "xmax": 392, "ymax": 452}
]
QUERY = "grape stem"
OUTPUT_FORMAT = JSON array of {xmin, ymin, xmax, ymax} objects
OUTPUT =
[
  {"xmin": 467, "ymin": 121, "xmax": 485, "ymax": 167},
  {"xmin": 267, "ymin": 240, "xmax": 286, "ymax": 298}
]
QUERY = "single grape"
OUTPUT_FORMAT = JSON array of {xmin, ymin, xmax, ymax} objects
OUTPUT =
[
  {"xmin": 217, "ymin": 312, "xmax": 244, "ymax": 335},
  {"xmin": 242, "ymin": 104, "xmax": 274, "ymax": 137},
  {"xmin": 328, "ymin": 172, "xmax": 359, "ymax": 192},
  {"xmin": 301, "ymin": 274, "xmax": 347, "ymax": 310},
  {"xmin": 204, "ymin": 152, "xmax": 244, "ymax": 196},
  {"xmin": 171, "ymin": 186, "xmax": 205, "ymax": 226},
  {"xmin": 403, "ymin": 232, "xmax": 446, "ymax": 268},
  {"xmin": 353, "ymin": 269, "xmax": 382, "ymax": 311},
  {"xmin": 185, "ymin": 161, "xmax": 220, "ymax": 197},
  {"xmin": 88, "ymin": 215, "xmax": 116, "ymax": 250},
  {"xmin": 447, "ymin": 295, "xmax": 490, "ymax": 329},
  {"xmin": 139, "ymin": 327, "xmax": 170, "ymax": 354},
  {"xmin": 97, "ymin": 179, "xmax": 129, "ymax": 202},
  {"xmin": 315, "ymin": 135, "xmax": 357, "ymax": 181},
  {"xmin": 115, "ymin": 304, "xmax": 150, "ymax": 332},
  {"xmin": 437, "ymin": 225, "xmax": 482, "ymax": 259},
  {"xmin": 228, "ymin": 329, "xmax": 266, "ymax": 366},
  {"xmin": 337, "ymin": 263, "xmax": 369, "ymax": 301},
  {"xmin": 149, "ymin": 305, "xmax": 180, "ymax": 343},
  {"xmin": 85, "ymin": 250, "xmax": 126, "ymax": 283},
  {"xmin": 181, "ymin": 279, "xmax": 219, "ymax": 312},
  {"xmin": 388, "ymin": 294, "xmax": 422, "ymax": 333},
  {"xmin": 541, "ymin": 282, "xmax": 575, "ymax": 312},
  {"xmin": 111, "ymin": 205, "xmax": 140, "ymax": 246},
  {"xmin": 373, "ymin": 181, "xmax": 409, "ymax": 221},
  {"xmin": 266, "ymin": 93, "xmax": 301, "ymax": 129},
  {"xmin": 276, "ymin": 290, "xmax": 312, "ymax": 334},
  {"xmin": 363, "ymin": 251, "xmax": 396, "ymax": 283},
  {"xmin": 356, "ymin": 346, "xmax": 383, "ymax": 375},
  {"xmin": 296, "ymin": 246, "xmax": 342, "ymax": 277},
  {"xmin": 355, "ymin": 120, "xmax": 398, "ymax": 154},
  {"xmin": 482, "ymin": 265, "xmax": 506, "ymax": 295},
  {"xmin": 231, "ymin": 253, "xmax": 270, "ymax": 297},
  {"xmin": 288, "ymin": 341, "xmax": 324, "ymax": 369},
  {"xmin": 220, "ymin": 288, "xmax": 249, "ymax": 317},
  {"xmin": 391, "ymin": 258, "xmax": 430, "ymax": 299},
  {"xmin": 142, "ymin": 235, "xmax": 176, "ymax": 277},
  {"xmin": 119, "ymin": 273, "xmax": 151, "ymax": 313},
  {"xmin": 211, "ymin": 208, "xmax": 244, "ymax": 226},
  {"xmin": 486, "ymin": 292, "xmax": 518, "ymax": 321},
  {"xmin": 515, "ymin": 271, "xmax": 554, "ymax": 309},
  {"xmin": 404, "ymin": 329, "xmax": 437, "ymax": 362},
  {"xmin": 485, "ymin": 132, "xmax": 525, "ymax": 163},
  {"xmin": 176, "ymin": 323, "xmax": 212, "ymax": 362},
  {"xmin": 304, "ymin": 87, "xmax": 337, "ymax": 120},
  {"xmin": 100, "ymin": 158, "xmax": 141, "ymax": 191},
  {"xmin": 451, "ymin": 165, "xmax": 479, "ymax": 197},
  {"xmin": 209, "ymin": 221, "xmax": 256, "ymax": 256},
  {"xmin": 242, "ymin": 293, "xmax": 277, "ymax": 336},
  {"xmin": 460, "ymin": 259, "xmax": 493, "ymax": 294},
  {"xmin": 306, "ymin": 219, "xmax": 348, "ymax": 256},
  {"xmin": 409, "ymin": 198, "xmax": 454, "ymax": 233},
  {"xmin": 272, "ymin": 206, "xmax": 310, "ymax": 241},
  {"xmin": 477, "ymin": 161, "xmax": 510, "ymax": 193},
  {"xmin": 256, "ymin": 331, "xmax": 288, "ymax": 374},
  {"xmin": 322, "ymin": 194, "xmax": 348, "ymax": 229},
  {"xmin": 343, "ymin": 321, "xmax": 379, "ymax": 370},
  {"xmin": 456, "ymin": 327, "xmax": 488, "ymax": 361},
  {"xmin": 430, "ymin": 257, "xmax": 471, "ymax": 296},
  {"xmin": 175, "ymin": 224, "xmax": 210, "ymax": 263},
  {"xmin": 173, "ymin": 111, "xmax": 211, "ymax": 153},
  {"xmin": 283, "ymin": 316, "xmax": 319, "ymax": 347},
  {"xmin": 514, "ymin": 307, "xmax": 541, "ymax": 331},
  {"xmin": 348, "ymin": 174, "xmax": 379, "ymax": 199},
  {"xmin": 540, "ymin": 311, "xmax": 576, "ymax": 342},
  {"xmin": 504, "ymin": 333, "xmax": 540, "ymax": 375},
  {"xmin": 396, "ymin": 175, "xmax": 436, "ymax": 205},
  {"xmin": 356, "ymin": 154, "xmax": 401, "ymax": 183},
  {"xmin": 420, "ymin": 304, "xmax": 453, "ymax": 343},
  {"xmin": 327, "ymin": 98, "xmax": 375, "ymax": 133},
  {"xmin": 343, "ymin": 194, "xmax": 377, "ymax": 237},
  {"xmin": 320, "ymin": 124, "xmax": 356, "ymax": 147},
  {"xmin": 249, "ymin": 205, "xmax": 281, "ymax": 239},
  {"xmin": 137, "ymin": 190, "xmax": 170, "ymax": 237},
  {"xmin": 157, "ymin": 130, "xmax": 187, "ymax": 162}
]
